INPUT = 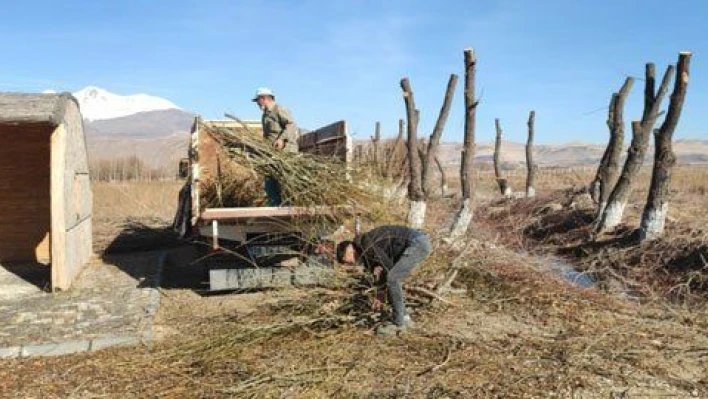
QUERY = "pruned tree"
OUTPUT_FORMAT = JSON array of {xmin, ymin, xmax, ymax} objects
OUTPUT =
[
  {"xmin": 596, "ymin": 63, "xmax": 675, "ymax": 233},
  {"xmin": 590, "ymin": 77, "xmax": 633, "ymax": 217},
  {"xmin": 371, "ymin": 121, "xmax": 381, "ymax": 170},
  {"xmin": 640, "ymin": 52, "xmax": 692, "ymax": 241},
  {"xmin": 422, "ymin": 74, "xmax": 458, "ymax": 197},
  {"xmin": 355, "ymin": 144, "xmax": 364, "ymax": 165},
  {"xmin": 526, "ymin": 110, "xmax": 536, "ymax": 198},
  {"xmin": 385, "ymin": 119, "xmax": 405, "ymax": 179},
  {"xmin": 401, "ymin": 78, "xmax": 426, "ymax": 227},
  {"xmin": 494, "ymin": 118, "xmax": 512, "ymax": 197},
  {"xmin": 435, "ymin": 155, "xmax": 449, "ymax": 197},
  {"xmin": 449, "ymin": 48, "xmax": 478, "ymax": 240}
]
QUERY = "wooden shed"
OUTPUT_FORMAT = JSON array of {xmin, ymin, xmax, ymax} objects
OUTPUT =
[{"xmin": 0, "ymin": 93, "xmax": 92, "ymax": 291}]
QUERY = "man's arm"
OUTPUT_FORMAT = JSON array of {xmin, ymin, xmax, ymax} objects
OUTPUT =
[
  {"xmin": 370, "ymin": 245, "xmax": 394, "ymax": 271},
  {"xmin": 277, "ymin": 106, "xmax": 299, "ymax": 145}
]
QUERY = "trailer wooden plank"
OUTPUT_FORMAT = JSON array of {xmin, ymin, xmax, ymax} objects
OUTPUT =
[
  {"xmin": 200, "ymin": 206, "xmax": 335, "ymax": 221},
  {"xmin": 298, "ymin": 121, "xmax": 348, "ymax": 159}
]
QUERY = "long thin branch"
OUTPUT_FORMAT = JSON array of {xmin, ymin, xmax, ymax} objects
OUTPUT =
[{"xmin": 422, "ymin": 73, "xmax": 458, "ymax": 197}]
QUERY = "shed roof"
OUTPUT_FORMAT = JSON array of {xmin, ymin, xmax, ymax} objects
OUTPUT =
[{"xmin": 0, "ymin": 93, "xmax": 79, "ymax": 126}]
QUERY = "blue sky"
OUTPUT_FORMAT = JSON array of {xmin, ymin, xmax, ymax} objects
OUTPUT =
[{"xmin": 1, "ymin": 0, "xmax": 707, "ymax": 143}]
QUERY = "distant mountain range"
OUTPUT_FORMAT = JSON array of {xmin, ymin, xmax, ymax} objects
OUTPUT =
[
  {"xmin": 74, "ymin": 86, "xmax": 181, "ymax": 121},
  {"xmin": 71, "ymin": 86, "xmax": 708, "ymax": 169},
  {"xmin": 436, "ymin": 140, "xmax": 708, "ymax": 167}
]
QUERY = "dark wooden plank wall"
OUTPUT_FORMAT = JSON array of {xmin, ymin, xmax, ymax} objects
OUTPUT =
[{"xmin": 0, "ymin": 123, "xmax": 52, "ymax": 262}]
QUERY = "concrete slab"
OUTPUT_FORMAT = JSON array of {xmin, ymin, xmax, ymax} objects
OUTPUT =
[
  {"xmin": 209, "ymin": 265, "xmax": 335, "ymax": 291},
  {"xmin": 0, "ymin": 263, "xmax": 46, "ymax": 301},
  {"xmin": 90, "ymin": 335, "xmax": 141, "ymax": 351},
  {"xmin": 21, "ymin": 340, "xmax": 90, "ymax": 357},
  {"xmin": 0, "ymin": 346, "xmax": 21, "ymax": 359},
  {"xmin": 1, "ymin": 250, "xmax": 168, "ymax": 357}
]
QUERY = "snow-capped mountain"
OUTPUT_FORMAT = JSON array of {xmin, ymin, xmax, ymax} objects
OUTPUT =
[{"xmin": 72, "ymin": 86, "xmax": 180, "ymax": 121}]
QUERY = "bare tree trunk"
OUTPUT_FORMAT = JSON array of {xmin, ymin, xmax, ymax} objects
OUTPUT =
[
  {"xmin": 385, "ymin": 119, "xmax": 405, "ymax": 179},
  {"xmin": 641, "ymin": 52, "xmax": 692, "ymax": 241},
  {"xmin": 422, "ymin": 74, "xmax": 458, "ymax": 197},
  {"xmin": 401, "ymin": 77, "xmax": 426, "ymax": 228},
  {"xmin": 417, "ymin": 138, "xmax": 427, "ymax": 170},
  {"xmin": 597, "ymin": 63, "xmax": 675, "ymax": 233},
  {"xmin": 526, "ymin": 110, "xmax": 537, "ymax": 198},
  {"xmin": 494, "ymin": 118, "xmax": 511, "ymax": 197},
  {"xmin": 371, "ymin": 121, "xmax": 381, "ymax": 171},
  {"xmin": 591, "ymin": 78, "xmax": 634, "ymax": 216},
  {"xmin": 435, "ymin": 155, "xmax": 448, "ymax": 197},
  {"xmin": 591, "ymin": 95, "xmax": 616, "ymax": 204},
  {"xmin": 449, "ymin": 48, "xmax": 477, "ymax": 240}
]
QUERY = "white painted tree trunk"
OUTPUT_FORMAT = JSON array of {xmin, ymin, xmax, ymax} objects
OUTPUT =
[
  {"xmin": 448, "ymin": 199, "xmax": 473, "ymax": 241},
  {"xmin": 596, "ymin": 201, "xmax": 608, "ymax": 221},
  {"xmin": 395, "ymin": 186, "xmax": 408, "ymax": 203},
  {"xmin": 407, "ymin": 200, "xmax": 426, "ymax": 228},
  {"xmin": 590, "ymin": 180, "xmax": 601, "ymax": 204},
  {"xmin": 382, "ymin": 185, "xmax": 403, "ymax": 200},
  {"xmin": 503, "ymin": 186, "xmax": 513, "ymax": 199},
  {"xmin": 639, "ymin": 203, "xmax": 668, "ymax": 241},
  {"xmin": 526, "ymin": 186, "xmax": 535, "ymax": 198},
  {"xmin": 598, "ymin": 200, "xmax": 626, "ymax": 232}
]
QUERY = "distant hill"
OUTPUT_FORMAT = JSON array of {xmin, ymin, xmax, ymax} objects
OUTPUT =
[
  {"xmin": 87, "ymin": 132, "xmax": 187, "ymax": 169},
  {"xmin": 84, "ymin": 109, "xmax": 195, "ymax": 138},
  {"xmin": 83, "ymin": 108, "xmax": 194, "ymax": 169},
  {"xmin": 433, "ymin": 139, "xmax": 708, "ymax": 167}
]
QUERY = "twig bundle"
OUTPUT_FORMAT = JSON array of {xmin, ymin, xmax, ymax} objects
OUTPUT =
[
  {"xmin": 204, "ymin": 125, "xmax": 370, "ymax": 209},
  {"xmin": 201, "ymin": 171, "xmax": 265, "ymax": 208}
]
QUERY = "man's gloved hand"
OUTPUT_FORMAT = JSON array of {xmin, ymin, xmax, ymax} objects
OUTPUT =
[
  {"xmin": 373, "ymin": 266, "xmax": 384, "ymax": 280},
  {"xmin": 372, "ymin": 281, "xmax": 387, "ymax": 311},
  {"xmin": 371, "ymin": 298, "xmax": 383, "ymax": 311}
]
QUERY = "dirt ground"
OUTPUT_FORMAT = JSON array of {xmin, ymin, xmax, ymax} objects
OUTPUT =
[{"xmin": 1, "ymin": 177, "xmax": 707, "ymax": 398}]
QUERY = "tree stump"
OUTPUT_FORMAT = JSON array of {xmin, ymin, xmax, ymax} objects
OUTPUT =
[
  {"xmin": 449, "ymin": 48, "xmax": 478, "ymax": 240},
  {"xmin": 597, "ymin": 63, "xmax": 675, "ymax": 233},
  {"xmin": 640, "ymin": 52, "xmax": 692, "ymax": 241}
]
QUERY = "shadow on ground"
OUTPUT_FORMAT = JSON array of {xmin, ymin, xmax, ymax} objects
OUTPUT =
[
  {"xmin": 99, "ymin": 218, "xmax": 207, "ymax": 290},
  {"xmin": 103, "ymin": 219, "xmax": 184, "ymax": 255},
  {"xmin": 0, "ymin": 261, "xmax": 51, "ymax": 296}
]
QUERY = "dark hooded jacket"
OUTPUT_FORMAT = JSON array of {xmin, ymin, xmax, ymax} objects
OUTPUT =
[{"xmin": 353, "ymin": 225, "xmax": 421, "ymax": 272}]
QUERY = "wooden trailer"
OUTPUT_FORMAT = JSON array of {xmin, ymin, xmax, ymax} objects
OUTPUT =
[
  {"xmin": 174, "ymin": 117, "xmax": 351, "ymax": 290},
  {"xmin": 0, "ymin": 93, "xmax": 92, "ymax": 291}
]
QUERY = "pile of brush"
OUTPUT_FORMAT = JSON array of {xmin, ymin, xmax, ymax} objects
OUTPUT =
[{"xmin": 202, "ymin": 123, "xmax": 370, "ymax": 209}]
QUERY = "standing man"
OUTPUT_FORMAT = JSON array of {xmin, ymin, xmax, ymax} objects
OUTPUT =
[
  {"xmin": 336, "ymin": 225, "xmax": 432, "ymax": 335},
  {"xmin": 252, "ymin": 87, "xmax": 299, "ymax": 206}
]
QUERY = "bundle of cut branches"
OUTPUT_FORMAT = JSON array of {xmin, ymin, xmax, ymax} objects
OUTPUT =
[
  {"xmin": 204, "ymin": 124, "xmax": 370, "ymax": 209},
  {"xmin": 201, "ymin": 171, "xmax": 265, "ymax": 208}
]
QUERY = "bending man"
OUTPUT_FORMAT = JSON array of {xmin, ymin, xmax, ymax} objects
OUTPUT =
[{"xmin": 337, "ymin": 225, "xmax": 432, "ymax": 335}]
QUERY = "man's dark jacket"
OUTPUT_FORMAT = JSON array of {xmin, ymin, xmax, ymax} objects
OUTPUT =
[{"xmin": 353, "ymin": 225, "xmax": 420, "ymax": 272}]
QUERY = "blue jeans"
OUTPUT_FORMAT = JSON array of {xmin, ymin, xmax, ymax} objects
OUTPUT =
[
  {"xmin": 264, "ymin": 177, "xmax": 283, "ymax": 206},
  {"xmin": 387, "ymin": 232, "xmax": 432, "ymax": 325}
]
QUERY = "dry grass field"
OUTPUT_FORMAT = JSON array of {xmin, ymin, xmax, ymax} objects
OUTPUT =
[
  {"xmin": 1, "ymin": 166, "xmax": 707, "ymax": 397},
  {"xmin": 92, "ymin": 181, "xmax": 183, "ymax": 254}
]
